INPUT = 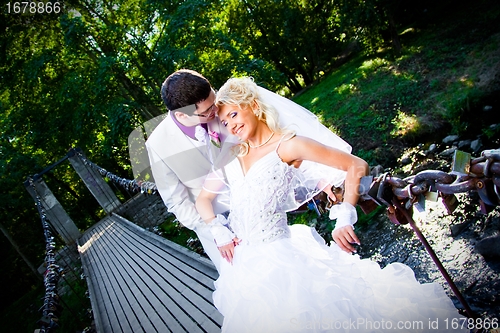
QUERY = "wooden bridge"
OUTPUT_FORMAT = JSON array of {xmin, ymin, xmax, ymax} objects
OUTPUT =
[
  {"xmin": 26, "ymin": 148, "xmax": 223, "ymax": 333},
  {"xmin": 79, "ymin": 214, "xmax": 222, "ymax": 333}
]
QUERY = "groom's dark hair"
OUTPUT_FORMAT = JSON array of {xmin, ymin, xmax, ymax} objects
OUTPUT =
[{"xmin": 161, "ymin": 69, "xmax": 212, "ymax": 112}]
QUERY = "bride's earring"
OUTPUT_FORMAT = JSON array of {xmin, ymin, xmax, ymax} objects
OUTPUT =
[
  {"xmin": 252, "ymin": 101, "xmax": 261, "ymax": 119},
  {"xmin": 254, "ymin": 108, "xmax": 261, "ymax": 119}
]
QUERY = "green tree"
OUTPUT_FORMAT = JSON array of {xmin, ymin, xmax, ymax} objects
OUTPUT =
[
  {"xmin": 221, "ymin": 0, "xmax": 348, "ymax": 92},
  {"xmin": 0, "ymin": 0, "xmax": 277, "ymax": 315},
  {"xmin": 148, "ymin": 0, "xmax": 282, "ymax": 90}
]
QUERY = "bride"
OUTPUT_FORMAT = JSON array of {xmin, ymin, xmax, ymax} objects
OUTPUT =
[{"xmin": 196, "ymin": 77, "xmax": 466, "ymax": 333}]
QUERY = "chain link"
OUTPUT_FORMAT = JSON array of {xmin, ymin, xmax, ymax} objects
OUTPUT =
[
  {"xmin": 359, "ymin": 149, "xmax": 500, "ymax": 221},
  {"xmin": 27, "ymin": 177, "xmax": 62, "ymax": 333},
  {"xmin": 75, "ymin": 151, "xmax": 158, "ymax": 196}
]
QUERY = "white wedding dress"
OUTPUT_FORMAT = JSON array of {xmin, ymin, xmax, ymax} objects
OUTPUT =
[{"xmin": 213, "ymin": 148, "xmax": 467, "ymax": 333}]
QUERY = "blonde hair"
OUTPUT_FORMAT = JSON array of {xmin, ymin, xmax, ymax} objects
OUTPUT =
[{"xmin": 216, "ymin": 77, "xmax": 294, "ymax": 156}]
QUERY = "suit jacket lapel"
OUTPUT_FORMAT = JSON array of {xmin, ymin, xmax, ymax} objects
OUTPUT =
[{"xmin": 159, "ymin": 114, "xmax": 212, "ymax": 183}]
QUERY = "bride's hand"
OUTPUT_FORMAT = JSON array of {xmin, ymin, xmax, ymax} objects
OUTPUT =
[
  {"xmin": 323, "ymin": 186, "xmax": 337, "ymax": 204},
  {"xmin": 218, "ymin": 237, "xmax": 241, "ymax": 264},
  {"xmin": 331, "ymin": 226, "xmax": 360, "ymax": 254}
]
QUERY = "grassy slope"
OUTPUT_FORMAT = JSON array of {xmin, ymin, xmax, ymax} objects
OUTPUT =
[{"xmin": 293, "ymin": 0, "xmax": 500, "ymax": 166}]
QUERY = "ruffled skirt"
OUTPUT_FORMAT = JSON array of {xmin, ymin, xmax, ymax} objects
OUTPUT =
[{"xmin": 214, "ymin": 225, "xmax": 466, "ymax": 333}]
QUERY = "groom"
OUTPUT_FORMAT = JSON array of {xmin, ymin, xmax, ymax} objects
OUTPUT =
[{"xmin": 146, "ymin": 69, "xmax": 239, "ymax": 272}]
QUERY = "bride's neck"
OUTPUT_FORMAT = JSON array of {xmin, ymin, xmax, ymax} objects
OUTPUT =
[{"xmin": 247, "ymin": 123, "xmax": 274, "ymax": 147}]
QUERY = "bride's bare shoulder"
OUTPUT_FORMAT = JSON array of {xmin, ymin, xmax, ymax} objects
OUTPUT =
[
  {"xmin": 280, "ymin": 134, "xmax": 317, "ymax": 148},
  {"xmin": 277, "ymin": 135, "xmax": 316, "ymax": 163}
]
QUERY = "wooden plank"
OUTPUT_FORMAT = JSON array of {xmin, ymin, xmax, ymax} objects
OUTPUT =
[
  {"xmin": 113, "ymin": 218, "xmax": 216, "ymax": 300},
  {"xmin": 79, "ymin": 214, "xmax": 223, "ymax": 333},
  {"xmin": 114, "ymin": 214, "xmax": 218, "ymax": 281},
  {"xmin": 113, "ymin": 215, "xmax": 223, "ymax": 326},
  {"xmin": 94, "ymin": 220, "xmax": 184, "ymax": 333},
  {"xmin": 92, "ymin": 220, "xmax": 137, "ymax": 332},
  {"xmin": 80, "ymin": 220, "xmax": 121, "ymax": 332},
  {"xmin": 81, "ymin": 218, "xmax": 156, "ymax": 333},
  {"xmin": 90, "ymin": 221, "xmax": 153, "ymax": 333},
  {"xmin": 106, "ymin": 217, "xmax": 219, "ymax": 332},
  {"xmin": 80, "ymin": 220, "xmax": 125, "ymax": 332},
  {"xmin": 79, "ymin": 229, "xmax": 110, "ymax": 332}
]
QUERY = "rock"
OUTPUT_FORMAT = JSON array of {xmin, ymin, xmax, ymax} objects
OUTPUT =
[
  {"xmin": 439, "ymin": 147, "xmax": 457, "ymax": 157},
  {"xmin": 428, "ymin": 143, "xmax": 438, "ymax": 153},
  {"xmin": 370, "ymin": 165, "xmax": 384, "ymax": 177},
  {"xmin": 471, "ymin": 139, "xmax": 482, "ymax": 152},
  {"xmin": 457, "ymin": 140, "xmax": 471, "ymax": 150},
  {"xmin": 450, "ymin": 220, "xmax": 470, "ymax": 236},
  {"xmin": 475, "ymin": 235, "xmax": 500, "ymax": 259},
  {"xmin": 443, "ymin": 135, "xmax": 459, "ymax": 144},
  {"xmin": 483, "ymin": 105, "xmax": 493, "ymax": 112},
  {"xmin": 401, "ymin": 157, "xmax": 412, "ymax": 165}
]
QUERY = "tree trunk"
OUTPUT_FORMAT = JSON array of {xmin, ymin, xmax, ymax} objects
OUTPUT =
[{"xmin": 387, "ymin": 13, "xmax": 401, "ymax": 55}]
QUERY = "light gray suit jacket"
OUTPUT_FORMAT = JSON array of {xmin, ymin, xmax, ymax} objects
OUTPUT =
[{"xmin": 145, "ymin": 112, "xmax": 239, "ymax": 270}]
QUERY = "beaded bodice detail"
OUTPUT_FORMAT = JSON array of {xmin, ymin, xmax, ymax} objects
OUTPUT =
[{"xmin": 226, "ymin": 150, "xmax": 300, "ymax": 245}]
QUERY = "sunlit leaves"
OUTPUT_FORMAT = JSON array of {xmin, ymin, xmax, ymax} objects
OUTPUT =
[{"xmin": 220, "ymin": 0, "xmax": 346, "ymax": 92}]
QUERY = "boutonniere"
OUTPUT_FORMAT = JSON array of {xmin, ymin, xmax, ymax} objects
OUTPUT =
[
  {"xmin": 195, "ymin": 125, "xmax": 221, "ymax": 149},
  {"xmin": 209, "ymin": 130, "xmax": 221, "ymax": 148},
  {"xmin": 194, "ymin": 125, "xmax": 208, "ymax": 143}
]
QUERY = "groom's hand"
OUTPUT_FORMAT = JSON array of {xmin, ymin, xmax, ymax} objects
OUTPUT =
[
  {"xmin": 332, "ymin": 226, "xmax": 360, "ymax": 254},
  {"xmin": 218, "ymin": 237, "xmax": 241, "ymax": 264}
]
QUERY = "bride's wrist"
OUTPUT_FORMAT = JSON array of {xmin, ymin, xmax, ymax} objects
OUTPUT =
[
  {"xmin": 209, "ymin": 214, "xmax": 235, "ymax": 246},
  {"xmin": 329, "ymin": 202, "xmax": 357, "ymax": 230}
]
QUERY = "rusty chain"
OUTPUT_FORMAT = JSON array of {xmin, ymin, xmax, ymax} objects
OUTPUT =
[{"xmin": 358, "ymin": 148, "xmax": 500, "ymax": 224}]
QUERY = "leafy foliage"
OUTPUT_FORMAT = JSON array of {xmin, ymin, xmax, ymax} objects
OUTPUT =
[
  {"xmin": 221, "ymin": 0, "xmax": 347, "ymax": 92},
  {"xmin": 1, "ymin": 0, "xmax": 499, "ymax": 325}
]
